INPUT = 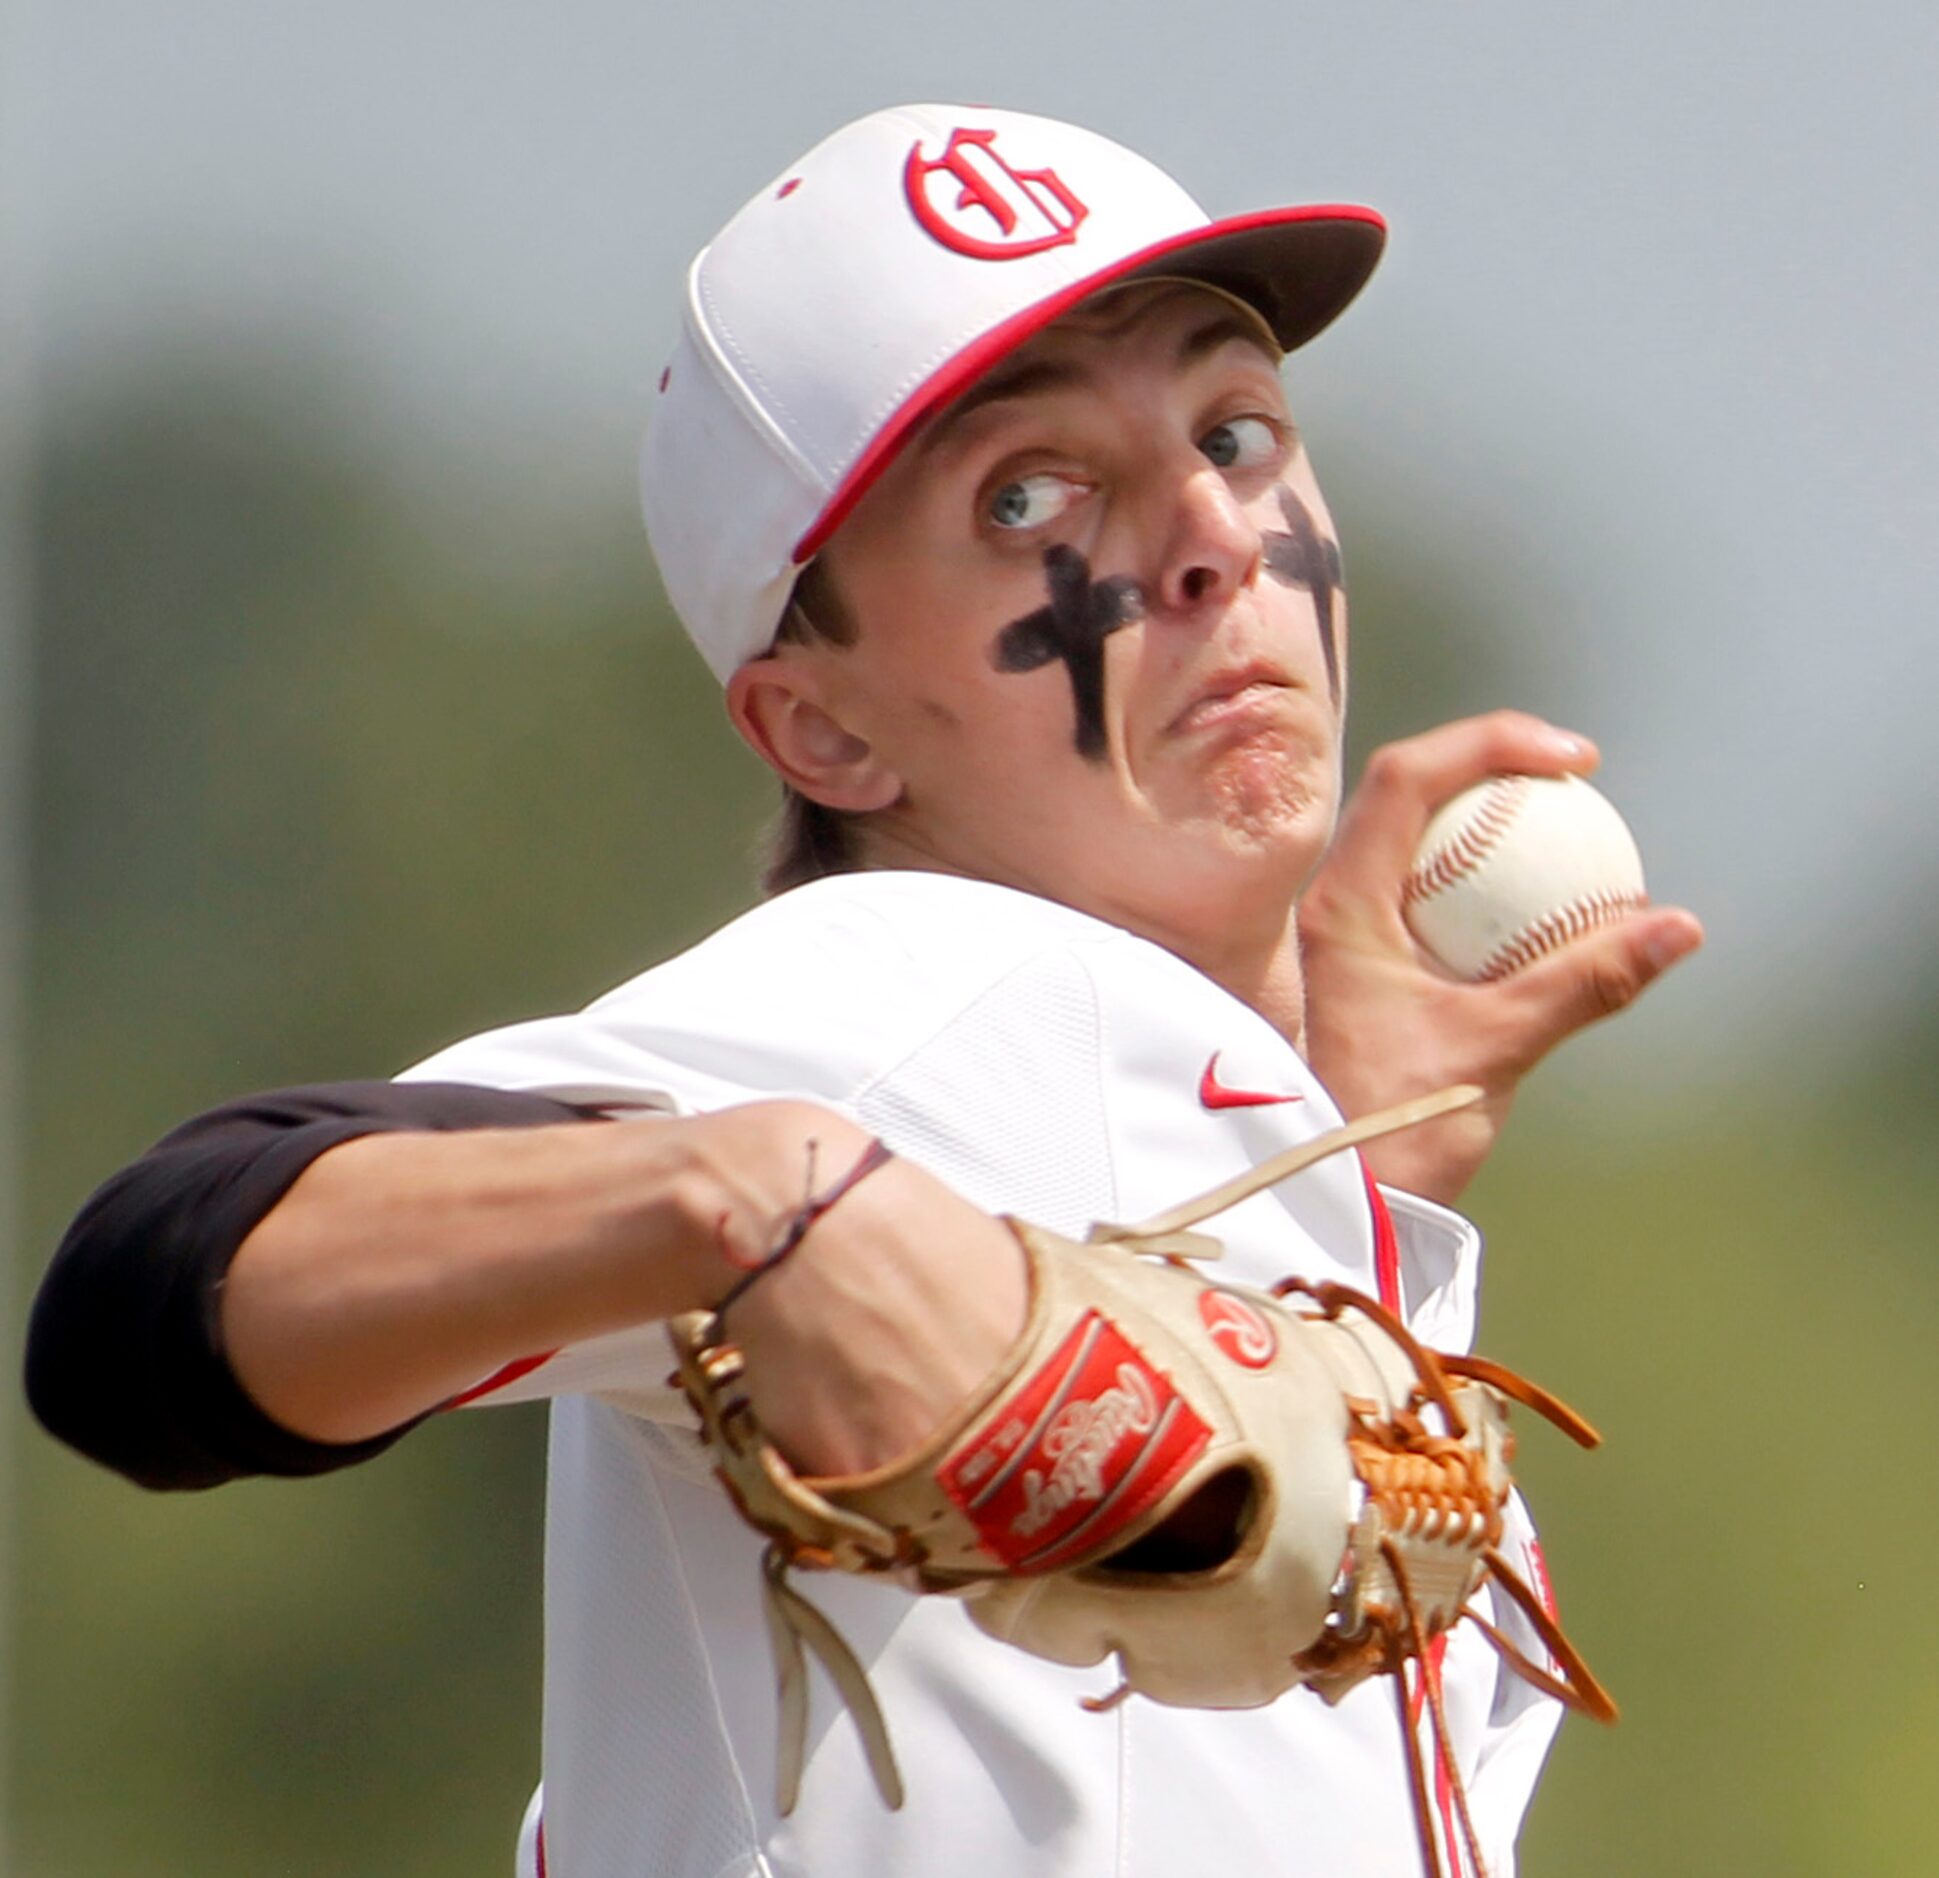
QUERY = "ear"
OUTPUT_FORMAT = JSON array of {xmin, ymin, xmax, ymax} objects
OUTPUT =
[{"xmin": 726, "ymin": 655, "xmax": 903, "ymax": 813}]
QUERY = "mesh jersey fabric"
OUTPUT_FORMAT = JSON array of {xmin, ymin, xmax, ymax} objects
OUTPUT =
[{"xmin": 401, "ymin": 871, "xmax": 1562, "ymax": 1878}]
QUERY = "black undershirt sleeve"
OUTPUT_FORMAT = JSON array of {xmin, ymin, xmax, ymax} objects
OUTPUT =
[{"xmin": 24, "ymin": 1081, "xmax": 594, "ymax": 1492}]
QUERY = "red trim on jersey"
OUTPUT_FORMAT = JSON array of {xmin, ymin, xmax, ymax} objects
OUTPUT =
[
  {"xmin": 1362, "ymin": 1156, "xmax": 1402, "ymax": 1316},
  {"xmin": 1524, "ymin": 1535, "xmax": 1564, "ymax": 1676},
  {"xmin": 1435, "ymin": 1762, "xmax": 1463, "ymax": 1876},
  {"xmin": 1407, "ymin": 1638, "xmax": 1465, "ymax": 1876},
  {"xmin": 535, "ymin": 1815, "xmax": 547, "ymax": 1878},
  {"xmin": 791, "ymin": 203, "xmax": 1386, "ymax": 563},
  {"xmin": 446, "ymin": 1350, "xmax": 558, "ymax": 1409},
  {"xmin": 1432, "ymin": 1668, "xmax": 1463, "ymax": 1876},
  {"xmin": 1375, "ymin": 1174, "xmax": 1462, "ymax": 1868},
  {"xmin": 1525, "ymin": 1536, "xmax": 1559, "ymax": 1618}
]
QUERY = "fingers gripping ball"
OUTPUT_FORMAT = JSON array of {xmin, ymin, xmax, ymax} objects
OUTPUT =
[{"xmin": 1403, "ymin": 774, "xmax": 1647, "ymax": 981}]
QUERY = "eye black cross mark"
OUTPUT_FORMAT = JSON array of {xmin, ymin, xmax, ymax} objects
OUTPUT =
[
  {"xmin": 1262, "ymin": 485, "xmax": 1344, "ymax": 707},
  {"xmin": 990, "ymin": 544, "xmax": 1145, "ymax": 759}
]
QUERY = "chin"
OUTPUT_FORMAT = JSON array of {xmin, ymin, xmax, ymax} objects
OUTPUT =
[{"xmin": 1203, "ymin": 744, "xmax": 1333, "ymax": 849}]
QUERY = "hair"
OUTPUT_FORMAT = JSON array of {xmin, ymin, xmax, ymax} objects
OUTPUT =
[{"xmin": 760, "ymin": 559, "xmax": 868, "ymax": 896}]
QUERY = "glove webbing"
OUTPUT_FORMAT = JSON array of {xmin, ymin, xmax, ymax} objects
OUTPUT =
[{"xmin": 1273, "ymin": 1272, "xmax": 1617, "ymax": 1878}]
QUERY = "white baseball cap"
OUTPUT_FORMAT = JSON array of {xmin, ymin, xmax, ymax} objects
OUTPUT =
[{"xmin": 640, "ymin": 103, "xmax": 1385, "ymax": 680}]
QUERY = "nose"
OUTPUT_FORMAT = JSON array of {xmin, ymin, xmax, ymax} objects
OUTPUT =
[{"xmin": 1148, "ymin": 457, "xmax": 1263, "ymax": 617}]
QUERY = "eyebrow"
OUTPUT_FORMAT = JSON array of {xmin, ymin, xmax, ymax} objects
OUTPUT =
[
  {"xmin": 916, "ymin": 311, "xmax": 1281, "ymax": 459},
  {"xmin": 1178, "ymin": 311, "xmax": 1281, "ymax": 367}
]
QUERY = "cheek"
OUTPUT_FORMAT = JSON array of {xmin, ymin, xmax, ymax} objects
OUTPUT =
[
  {"xmin": 928, "ymin": 679, "xmax": 1134, "ymax": 820},
  {"xmin": 1281, "ymin": 447, "xmax": 1331, "ymax": 519},
  {"xmin": 884, "ymin": 658, "xmax": 1065, "ymax": 775}
]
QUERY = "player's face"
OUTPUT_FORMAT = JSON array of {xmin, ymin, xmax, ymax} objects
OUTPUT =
[{"xmin": 805, "ymin": 283, "xmax": 1347, "ymax": 943}]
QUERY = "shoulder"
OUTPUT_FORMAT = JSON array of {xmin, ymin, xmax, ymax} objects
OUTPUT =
[
  {"xmin": 399, "ymin": 872, "xmax": 1201, "ymax": 1112},
  {"xmin": 598, "ymin": 870, "xmax": 1131, "ymax": 1003}
]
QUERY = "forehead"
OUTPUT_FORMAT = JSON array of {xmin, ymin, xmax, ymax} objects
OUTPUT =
[{"xmin": 800, "ymin": 280, "xmax": 1289, "ymax": 609}]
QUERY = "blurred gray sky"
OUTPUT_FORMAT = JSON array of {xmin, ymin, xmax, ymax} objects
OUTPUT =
[{"xmin": 12, "ymin": 0, "xmax": 1939, "ymax": 1086}]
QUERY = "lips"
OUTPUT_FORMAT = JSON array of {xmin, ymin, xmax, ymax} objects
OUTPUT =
[{"xmin": 1168, "ymin": 661, "xmax": 1290, "ymax": 735}]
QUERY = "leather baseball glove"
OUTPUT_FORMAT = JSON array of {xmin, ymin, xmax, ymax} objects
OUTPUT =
[{"xmin": 667, "ymin": 1086, "xmax": 1612, "ymax": 1878}]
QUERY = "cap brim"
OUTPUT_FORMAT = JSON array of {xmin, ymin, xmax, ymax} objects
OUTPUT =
[{"xmin": 794, "ymin": 202, "xmax": 1385, "ymax": 563}]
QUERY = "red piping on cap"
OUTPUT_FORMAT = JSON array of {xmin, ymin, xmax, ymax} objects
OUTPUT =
[{"xmin": 791, "ymin": 201, "xmax": 1385, "ymax": 564}]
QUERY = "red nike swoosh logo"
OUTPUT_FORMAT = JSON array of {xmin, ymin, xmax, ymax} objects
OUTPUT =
[{"xmin": 1199, "ymin": 1053, "xmax": 1304, "ymax": 1110}]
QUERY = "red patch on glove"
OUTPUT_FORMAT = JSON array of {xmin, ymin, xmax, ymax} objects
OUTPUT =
[{"xmin": 939, "ymin": 1310, "xmax": 1209, "ymax": 1572}]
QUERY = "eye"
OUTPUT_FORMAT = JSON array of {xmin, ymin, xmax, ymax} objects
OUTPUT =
[
  {"xmin": 987, "ymin": 471, "xmax": 1085, "ymax": 532},
  {"xmin": 1198, "ymin": 416, "xmax": 1280, "ymax": 473}
]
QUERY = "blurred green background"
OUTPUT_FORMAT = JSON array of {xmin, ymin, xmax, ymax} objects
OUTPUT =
[{"xmin": 9, "ymin": 3, "xmax": 1939, "ymax": 1874}]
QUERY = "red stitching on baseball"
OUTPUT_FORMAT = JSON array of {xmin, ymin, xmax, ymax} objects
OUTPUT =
[
  {"xmin": 1475, "ymin": 890, "xmax": 1645, "ymax": 981},
  {"xmin": 1402, "ymin": 777, "xmax": 1532, "ymax": 908}
]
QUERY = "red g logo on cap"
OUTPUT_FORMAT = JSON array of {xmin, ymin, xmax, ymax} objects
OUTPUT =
[
  {"xmin": 1198, "ymin": 1289, "xmax": 1277, "ymax": 1370},
  {"xmin": 904, "ymin": 128, "xmax": 1089, "ymax": 260}
]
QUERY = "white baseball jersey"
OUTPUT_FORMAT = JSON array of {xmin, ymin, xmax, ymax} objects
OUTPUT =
[{"xmin": 401, "ymin": 871, "xmax": 1563, "ymax": 1878}]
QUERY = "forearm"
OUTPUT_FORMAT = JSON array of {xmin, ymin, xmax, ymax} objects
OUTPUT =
[
  {"xmin": 30, "ymin": 1078, "xmax": 1025, "ymax": 1489},
  {"xmin": 226, "ymin": 1097, "xmax": 1030, "ymax": 1478},
  {"xmin": 28, "ymin": 1084, "xmax": 831, "ymax": 1479},
  {"xmin": 27, "ymin": 1080, "xmax": 599, "ymax": 1487},
  {"xmin": 220, "ymin": 1116, "xmax": 738, "ymax": 1444}
]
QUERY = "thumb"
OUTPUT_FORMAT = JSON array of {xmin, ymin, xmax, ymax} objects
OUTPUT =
[{"xmin": 1492, "ymin": 907, "xmax": 1705, "ymax": 1058}]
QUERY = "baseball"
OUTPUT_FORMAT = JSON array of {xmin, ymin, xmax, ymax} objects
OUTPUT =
[{"xmin": 1402, "ymin": 773, "xmax": 1647, "ymax": 981}]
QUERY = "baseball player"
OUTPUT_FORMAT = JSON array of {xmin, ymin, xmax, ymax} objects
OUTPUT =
[{"xmin": 27, "ymin": 104, "xmax": 1702, "ymax": 1877}]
